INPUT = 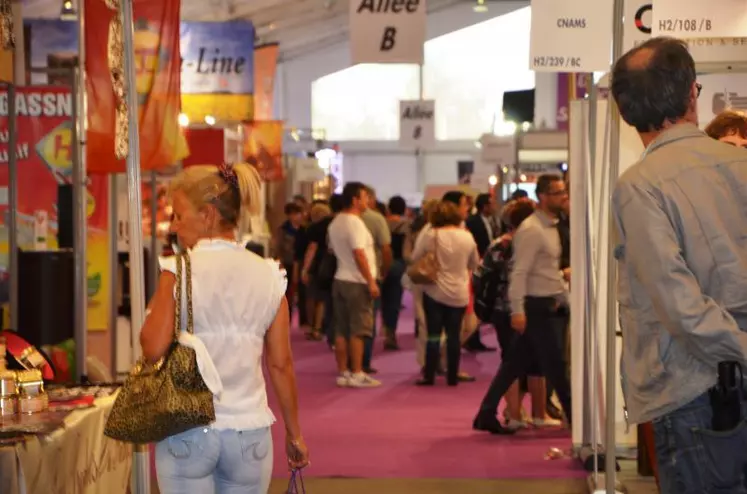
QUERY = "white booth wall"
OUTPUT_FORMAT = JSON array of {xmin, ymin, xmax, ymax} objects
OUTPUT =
[{"xmin": 275, "ymin": 2, "xmax": 559, "ymax": 199}]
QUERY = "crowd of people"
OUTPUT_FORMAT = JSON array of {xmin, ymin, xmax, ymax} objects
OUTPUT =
[
  {"xmin": 130, "ymin": 35, "xmax": 747, "ymax": 494},
  {"xmin": 271, "ymin": 174, "xmax": 573, "ymax": 434}
]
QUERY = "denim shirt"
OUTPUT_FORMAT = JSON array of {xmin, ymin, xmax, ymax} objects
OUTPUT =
[{"xmin": 612, "ymin": 123, "xmax": 747, "ymax": 424}]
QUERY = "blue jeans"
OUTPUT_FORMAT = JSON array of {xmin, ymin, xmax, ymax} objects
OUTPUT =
[
  {"xmin": 156, "ymin": 426, "xmax": 273, "ymax": 494},
  {"xmin": 380, "ymin": 259, "xmax": 406, "ymax": 334},
  {"xmin": 653, "ymin": 393, "xmax": 747, "ymax": 494}
]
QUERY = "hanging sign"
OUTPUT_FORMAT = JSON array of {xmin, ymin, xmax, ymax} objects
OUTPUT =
[
  {"xmin": 180, "ymin": 20, "xmax": 255, "ymax": 121},
  {"xmin": 529, "ymin": 0, "xmax": 614, "ymax": 72},
  {"xmin": 479, "ymin": 134, "xmax": 516, "ymax": 165},
  {"xmin": 399, "ymin": 100, "xmax": 435, "ymax": 149},
  {"xmin": 625, "ymin": 2, "xmax": 747, "ymax": 64},
  {"xmin": 556, "ymin": 73, "xmax": 589, "ymax": 131},
  {"xmin": 85, "ymin": 0, "xmax": 188, "ymax": 173},
  {"xmin": 349, "ymin": 0, "xmax": 427, "ymax": 64},
  {"xmin": 0, "ymin": 86, "xmax": 110, "ymax": 330},
  {"xmin": 652, "ymin": 0, "xmax": 747, "ymax": 39}
]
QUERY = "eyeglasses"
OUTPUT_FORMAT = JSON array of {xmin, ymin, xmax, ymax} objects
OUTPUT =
[
  {"xmin": 546, "ymin": 190, "xmax": 568, "ymax": 197},
  {"xmin": 696, "ymin": 83, "xmax": 702, "ymax": 98}
]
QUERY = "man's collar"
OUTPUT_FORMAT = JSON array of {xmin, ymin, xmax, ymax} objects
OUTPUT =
[
  {"xmin": 642, "ymin": 123, "xmax": 705, "ymax": 159},
  {"xmin": 535, "ymin": 209, "xmax": 558, "ymax": 226}
]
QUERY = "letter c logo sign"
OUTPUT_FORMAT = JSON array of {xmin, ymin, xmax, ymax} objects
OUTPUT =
[{"xmin": 635, "ymin": 4, "xmax": 652, "ymax": 34}]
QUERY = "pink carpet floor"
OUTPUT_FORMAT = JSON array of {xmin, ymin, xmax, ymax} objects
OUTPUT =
[{"xmin": 267, "ymin": 294, "xmax": 585, "ymax": 480}]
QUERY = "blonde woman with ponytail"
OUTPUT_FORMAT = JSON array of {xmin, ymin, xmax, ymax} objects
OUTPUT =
[{"xmin": 139, "ymin": 163, "xmax": 309, "ymax": 493}]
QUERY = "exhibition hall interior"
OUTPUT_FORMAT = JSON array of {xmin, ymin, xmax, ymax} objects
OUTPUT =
[{"xmin": 0, "ymin": 0, "xmax": 744, "ymax": 493}]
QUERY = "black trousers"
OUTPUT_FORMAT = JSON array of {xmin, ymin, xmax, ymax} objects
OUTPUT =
[
  {"xmin": 422, "ymin": 293, "xmax": 466, "ymax": 384},
  {"xmin": 478, "ymin": 296, "xmax": 572, "ymax": 419}
]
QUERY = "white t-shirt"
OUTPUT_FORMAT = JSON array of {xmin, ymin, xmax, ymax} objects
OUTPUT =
[{"xmin": 328, "ymin": 212, "xmax": 377, "ymax": 284}]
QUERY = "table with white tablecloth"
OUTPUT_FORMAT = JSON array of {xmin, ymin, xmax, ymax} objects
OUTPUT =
[{"xmin": 0, "ymin": 395, "xmax": 132, "ymax": 494}]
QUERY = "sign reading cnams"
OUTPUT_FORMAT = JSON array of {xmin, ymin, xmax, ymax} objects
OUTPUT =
[
  {"xmin": 0, "ymin": 91, "xmax": 72, "ymax": 117},
  {"xmin": 349, "ymin": 0, "xmax": 427, "ymax": 64}
]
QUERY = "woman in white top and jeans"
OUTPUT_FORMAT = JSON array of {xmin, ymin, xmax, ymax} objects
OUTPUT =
[
  {"xmin": 140, "ymin": 163, "xmax": 309, "ymax": 493},
  {"xmin": 411, "ymin": 199, "xmax": 479, "ymax": 386}
]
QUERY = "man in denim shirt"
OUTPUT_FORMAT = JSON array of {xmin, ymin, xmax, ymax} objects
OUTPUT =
[{"xmin": 611, "ymin": 37, "xmax": 747, "ymax": 493}]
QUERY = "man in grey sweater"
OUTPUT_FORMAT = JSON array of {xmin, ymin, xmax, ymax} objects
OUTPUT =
[
  {"xmin": 473, "ymin": 174, "xmax": 571, "ymax": 433},
  {"xmin": 611, "ymin": 37, "xmax": 747, "ymax": 493}
]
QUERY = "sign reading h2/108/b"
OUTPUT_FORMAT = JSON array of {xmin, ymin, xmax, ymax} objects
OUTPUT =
[
  {"xmin": 529, "ymin": 0, "xmax": 614, "ymax": 73},
  {"xmin": 652, "ymin": 0, "xmax": 747, "ymax": 39}
]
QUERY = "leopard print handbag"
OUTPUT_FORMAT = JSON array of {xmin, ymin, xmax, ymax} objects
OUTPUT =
[{"xmin": 104, "ymin": 251, "xmax": 215, "ymax": 444}]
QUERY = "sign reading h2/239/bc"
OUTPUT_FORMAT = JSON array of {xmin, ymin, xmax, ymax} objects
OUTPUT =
[
  {"xmin": 349, "ymin": 0, "xmax": 427, "ymax": 64},
  {"xmin": 652, "ymin": 0, "xmax": 747, "ymax": 39},
  {"xmin": 529, "ymin": 0, "xmax": 614, "ymax": 73},
  {"xmin": 399, "ymin": 100, "xmax": 435, "ymax": 149}
]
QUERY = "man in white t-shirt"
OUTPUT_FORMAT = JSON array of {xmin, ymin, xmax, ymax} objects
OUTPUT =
[{"xmin": 328, "ymin": 182, "xmax": 381, "ymax": 388}]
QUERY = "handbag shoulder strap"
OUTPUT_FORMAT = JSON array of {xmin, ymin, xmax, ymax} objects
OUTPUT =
[
  {"xmin": 184, "ymin": 252, "xmax": 194, "ymax": 335},
  {"xmin": 174, "ymin": 253, "xmax": 182, "ymax": 341},
  {"xmin": 173, "ymin": 252, "xmax": 195, "ymax": 340}
]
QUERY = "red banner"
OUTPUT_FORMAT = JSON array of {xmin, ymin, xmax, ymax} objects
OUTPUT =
[
  {"xmin": 0, "ymin": 86, "xmax": 109, "ymax": 329},
  {"xmin": 254, "ymin": 44, "xmax": 279, "ymax": 121},
  {"xmin": 244, "ymin": 121, "xmax": 284, "ymax": 181},
  {"xmin": 84, "ymin": 0, "xmax": 188, "ymax": 174}
]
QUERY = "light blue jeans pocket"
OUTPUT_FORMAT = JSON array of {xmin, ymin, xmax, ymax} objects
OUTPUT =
[{"xmin": 156, "ymin": 426, "xmax": 273, "ymax": 494}]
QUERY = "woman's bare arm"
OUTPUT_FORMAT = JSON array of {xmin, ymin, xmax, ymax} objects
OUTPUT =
[
  {"xmin": 265, "ymin": 297, "xmax": 302, "ymax": 439},
  {"xmin": 140, "ymin": 272, "xmax": 177, "ymax": 362}
]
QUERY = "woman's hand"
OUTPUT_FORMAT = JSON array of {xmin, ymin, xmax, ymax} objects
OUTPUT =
[{"xmin": 286, "ymin": 435, "xmax": 310, "ymax": 470}]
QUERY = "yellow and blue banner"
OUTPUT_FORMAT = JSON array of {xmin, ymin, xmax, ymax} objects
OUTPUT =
[{"xmin": 180, "ymin": 20, "xmax": 255, "ymax": 122}]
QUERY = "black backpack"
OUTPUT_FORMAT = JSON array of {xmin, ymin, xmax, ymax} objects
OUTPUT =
[{"xmin": 472, "ymin": 242, "xmax": 509, "ymax": 323}]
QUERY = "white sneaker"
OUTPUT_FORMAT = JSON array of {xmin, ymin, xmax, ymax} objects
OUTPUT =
[
  {"xmin": 336, "ymin": 371, "xmax": 352, "ymax": 387},
  {"xmin": 348, "ymin": 372, "xmax": 382, "ymax": 388},
  {"xmin": 506, "ymin": 419, "xmax": 530, "ymax": 430}
]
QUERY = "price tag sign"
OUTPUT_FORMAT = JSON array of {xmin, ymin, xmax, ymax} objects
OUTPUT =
[
  {"xmin": 652, "ymin": 0, "xmax": 747, "ymax": 38},
  {"xmin": 529, "ymin": 0, "xmax": 614, "ymax": 73}
]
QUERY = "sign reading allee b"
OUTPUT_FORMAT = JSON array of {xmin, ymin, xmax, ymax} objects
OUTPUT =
[
  {"xmin": 400, "ymin": 100, "xmax": 435, "ymax": 149},
  {"xmin": 350, "ymin": 0, "xmax": 427, "ymax": 64}
]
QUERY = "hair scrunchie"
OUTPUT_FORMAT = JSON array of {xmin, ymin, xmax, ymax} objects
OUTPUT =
[{"xmin": 217, "ymin": 162, "xmax": 240, "ymax": 192}]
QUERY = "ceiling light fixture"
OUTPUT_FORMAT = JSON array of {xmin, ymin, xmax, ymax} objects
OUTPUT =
[
  {"xmin": 60, "ymin": 0, "xmax": 76, "ymax": 20},
  {"xmin": 473, "ymin": 0, "xmax": 488, "ymax": 13}
]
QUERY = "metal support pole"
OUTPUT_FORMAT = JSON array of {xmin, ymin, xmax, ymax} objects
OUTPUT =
[
  {"xmin": 72, "ymin": 69, "xmax": 88, "ymax": 382},
  {"xmin": 108, "ymin": 175, "xmax": 118, "ymax": 380},
  {"xmin": 587, "ymin": 76, "xmax": 599, "ymax": 193},
  {"xmin": 11, "ymin": 1, "xmax": 23, "ymax": 85},
  {"xmin": 586, "ymin": 75, "xmax": 600, "ymax": 483},
  {"xmin": 121, "ymin": 0, "xmax": 151, "ymax": 491},
  {"xmin": 416, "ymin": 63, "xmax": 425, "ymax": 193},
  {"xmin": 7, "ymin": 83, "xmax": 17, "ymax": 330},
  {"xmin": 149, "ymin": 171, "xmax": 158, "ymax": 300},
  {"xmin": 605, "ymin": 0, "xmax": 625, "ymax": 492}
]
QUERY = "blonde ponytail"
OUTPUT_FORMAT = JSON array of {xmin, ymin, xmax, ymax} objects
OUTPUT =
[
  {"xmin": 232, "ymin": 162, "xmax": 262, "ymax": 217},
  {"xmin": 169, "ymin": 162, "xmax": 262, "ymax": 228}
]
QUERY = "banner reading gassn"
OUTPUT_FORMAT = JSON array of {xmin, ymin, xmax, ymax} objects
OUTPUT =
[
  {"xmin": 349, "ymin": 0, "xmax": 426, "ymax": 64},
  {"xmin": 0, "ymin": 86, "xmax": 110, "ymax": 331}
]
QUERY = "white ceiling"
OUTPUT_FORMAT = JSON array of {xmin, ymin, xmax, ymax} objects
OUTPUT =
[{"xmin": 19, "ymin": 0, "xmax": 492, "ymax": 61}]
